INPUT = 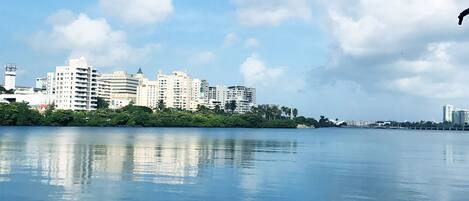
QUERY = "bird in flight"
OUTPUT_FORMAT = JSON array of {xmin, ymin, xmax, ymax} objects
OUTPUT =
[{"xmin": 459, "ymin": 8, "xmax": 469, "ymax": 25}]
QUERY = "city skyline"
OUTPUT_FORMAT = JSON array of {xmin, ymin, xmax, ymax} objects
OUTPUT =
[
  {"xmin": 2, "ymin": 57, "xmax": 261, "ymax": 117},
  {"xmin": 1, "ymin": 1, "xmax": 469, "ymax": 121}
]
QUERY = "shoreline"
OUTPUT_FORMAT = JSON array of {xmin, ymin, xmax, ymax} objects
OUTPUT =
[{"xmin": 0, "ymin": 125, "xmax": 303, "ymax": 129}]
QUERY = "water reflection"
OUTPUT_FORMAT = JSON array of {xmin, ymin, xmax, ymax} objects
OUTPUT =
[
  {"xmin": 3, "ymin": 128, "xmax": 469, "ymax": 201},
  {"xmin": 0, "ymin": 128, "xmax": 297, "ymax": 191}
]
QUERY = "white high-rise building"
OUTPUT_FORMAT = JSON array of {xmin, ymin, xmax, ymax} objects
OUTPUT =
[
  {"xmin": 54, "ymin": 57, "xmax": 98, "ymax": 111},
  {"xmin": 97, "ymin": 79, "xmax": 111, "ymax": 103},
  {"xmin": 204, "ymin": 85, "xmax": 256, "ymax": 113},
  {"xmin": 443, "ymin": 104, "xmax": 454, "ymax": 123},
  {"xmin": 4, "ymin": 64, "xmax": 17, "ymax": 90},
  {"xmin": 157, "ymin": 71, "xmax": 193, "ymax": 110},
  {"xmin": 135, "ymin": 71, "xmax": 256, "ymax": 113},
  {"xmin": 136, "ymin": 71, "xmax": 205, "ymax": 110},
  {"xmin": 189, "ymin": 79, "xmax": 205, "ymax": 110},
  {"xmin": 452, "ymin": 110, "xmax": 469, "ymax": 125},
  {"xmin": 136, "ymin": 79, "xmax": 159, "ymax": 109},
  {"xmin": 205, "ymin": 85, "xmax": 227, "ymax": 109},
  {"xmin": 98, "ymin": 71, "xmax": 140, "ymax": 106},
  {"xmin": 46, "ymin": 72, "xmax": 56, "ymax": 96}
]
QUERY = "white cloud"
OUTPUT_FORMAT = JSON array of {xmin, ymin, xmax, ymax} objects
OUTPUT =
[
  {"xmin": 240, "ymin": 54, "xmax": 283, "ymax": 87},
  {"xmin": 223, "ymin": 32, "xmax": 239, "ymax": 47},
  {"xmin": 32, "ymin": 11, "xmax": 159, "ymax": 66},
  {"xmin": 189, "ymin": 51, "xmax": 216, "ymax": 65},
  {"xmin": 233, "ymin": 0, "xmax": 312, "ymax": 27},
  {"xmin": 99, "ymin": 0, "xmax": 174, "ymax": 24},
  {"xmin": 245, "ymin": 38, "xmax": 260, "ymax": 49},
  {"xmin": 46, "ymin": 9, "xmax": 75, "ymax": 25},
  {"xmin": 318, "ymin": 0, "xmax": 469, "ymax": 99}
]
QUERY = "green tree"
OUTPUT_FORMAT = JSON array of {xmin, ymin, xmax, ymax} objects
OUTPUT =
[
  {"xmin": 157, "ymin": 100, "xmax": 166, "ymax": 111},
  {"xmin": 292, "ymin": 108, "xmax": 298, "ymax": 118},
  {"xmin": 197, "ymin": 105, "xmax": 210, "ymax": 113},
  {"xmin": 213, "ymin": 105, "xmax": 224, "ymax": 115},
  {"xmin": 96, "ymin": 97, "xmax": 109, "ymax": 109},
  {"xmin": 225, "ymin": 100, "xmax": 237, "ymax": 114}
]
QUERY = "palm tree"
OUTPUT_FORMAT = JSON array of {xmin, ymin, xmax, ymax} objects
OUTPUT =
[
  {"xmin": 214, "ymin": 105, "xmax": 224, "ymax": 114},
  {"xmin": 281, "ymin": 106, "xmax": 288, "ymax": 118},
  {"xmin": 272, "ymin": 105, "xmax": 281, "ymax": 120},
  {"xmin": 292, "ymin": 108, "xmax": 298, "ymax": 118},
  {"xmin": 225, "ymin": 100, "xmax": 237, "ymax": 114},
  {"xmin": 157, "ymin": 100, "xmax": 166, "ymax": 111}
]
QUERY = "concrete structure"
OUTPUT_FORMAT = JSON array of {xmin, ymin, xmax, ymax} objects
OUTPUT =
[
  {"xmin": 443, "ymin": 104, "xmax": 454, "ymax": 123},
  {"xmin": 46, "ymin": 72, "xmax": 56, "ymax": 95},
  {"xmin": 110, "ymin": 99, "xmax": 131, "ymax": 110},
  {"xmin": 204, "ymin": 85, "xmax": 256, "ymax": 113},
  {"xmin": 136, "ymin": 71, "xmax": 210, "ymax": 111},
  {"xmin": 0, "ymin": 87, "xmax": 54, "ymax": 109},
  {"xmin": 97, "ymin": 79, "xmax": 111, "ymax": 103},
  {"xmin": 53, "ymin": 57, "xmax": 98, "ymax": 111},
  {"xmin": 157, "ymin": 71, "xmax": 194, "ymax": 110},
  {"xmin": 135, "ymin": 71, "xmax": 257, "ymax": 113},
  {"xmin": 98, "ymin": 71, "xmax": 141, "ymax": 108},
  {"xmin": 35, "ymin": 77, "xmax": 47, "ymax": 90},
  {"xmin": 136, "ymin": 79, "xmax": 159, "ymax": 109},
  {"xmin": 452, "ymin": 110, "xmax": 469, "ymax": 125},
  {"xmin": 227, "ymin": 86, "xmax": 256, "ymax": 104},
  {"xmin": 3, "ymin": 64, "xmax": 17, "ymax": 90}
]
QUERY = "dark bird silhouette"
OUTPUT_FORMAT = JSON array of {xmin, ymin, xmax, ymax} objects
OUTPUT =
[{"xmin": 459, "ymin": 8, "xmax": 469, "ymax": 25}]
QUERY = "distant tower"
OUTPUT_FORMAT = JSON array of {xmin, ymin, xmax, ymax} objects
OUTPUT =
[
  {"xmin": 443, "ymin": 105, "xmax": 454, "ymax": 123},
  {"xmin": 134, "ymin": 67, "xmax": 145, "ymax": 82},
  {"xmin": 4, "ymin": 64, "xmax": 17, "ymax": 90}
]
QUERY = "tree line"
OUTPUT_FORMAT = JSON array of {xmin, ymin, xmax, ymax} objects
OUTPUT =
[{"xmin": 0, "ymin": 100, "xmax": 337, "ymax": 128}]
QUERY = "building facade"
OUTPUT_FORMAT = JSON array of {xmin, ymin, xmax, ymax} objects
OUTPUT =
[
  {"xmin": 97, "ymin": 79, "xmax": 111, "ymax": 103},
  {"xmin": 53, "ymin": 57, "xmax": 98, "ymax": 111},
  {"xmin": 4, "ymin": 64, "xmax": 17, "ymax": 90},
  {"xmin": 204, "ymin": 85, "xmax": 256, "ymax": 113},
  {"xmin": 46, "ymin": 72, "xmax": 56, "ymax": 95},
  {"xmin": 443, "ymin": 104, "xmax": 454, "ymax": 123},
  {"xmin": 452, "ymin": 110, "xmax": 469, "ymax": 125},
  {"xmin": 136, "ymin": 79, "xmax": 159, "ymax": 109},
  {"xmin": 35, "ymin": 77, "xmax": 47, "ymax": 90},
  {"xmin": 157, "ymin": 71, "xmax": 194, "ymax": 110},
  {"xmin": 98, "ymin": 71, "xmax": 141, "ymax": 108},
  {"xmin": 136, "ymin": 71, "xmax": 217, "ymax": 111}
]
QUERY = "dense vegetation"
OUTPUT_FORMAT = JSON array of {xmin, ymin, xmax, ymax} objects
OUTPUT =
[{"xmin": 0, "ymin": 102, "xmax": 336, "ymax": 128}]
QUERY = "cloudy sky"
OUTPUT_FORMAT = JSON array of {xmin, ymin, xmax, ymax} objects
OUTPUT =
[{"xmin": 1, "ymin": 0, "xmax": 468, "ymax": 121}]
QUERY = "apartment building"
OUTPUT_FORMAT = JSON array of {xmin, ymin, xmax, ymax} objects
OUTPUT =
[
  {"xmin": 98, "ymin": 71, "xmax": 141, "ymax": 106},
  {"xmin": 204, "ymin": 85, "xmax": 256, "ymax": 113},
  {"xmin": 97, "ymin": 79, "xmax": 111, "ymax": 103},
  {"xmin": 46, "ymin": 72, "xmax": 56, "ymax": 95},
  {"xmin": 136, "ymin": 79, "xmax": 159, "ymax": 109},
  {"xmin": 157, "ymin": 71, "xmax": 194, "ymax": 110},
  {"xmin": 53, "ymin": 57, "xmax": 98, "ymax": 111}
]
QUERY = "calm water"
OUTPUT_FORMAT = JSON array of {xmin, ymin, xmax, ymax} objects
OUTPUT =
[{"xmin": 1, "ymin": 127, "xmax": 469, "ymax": 201}]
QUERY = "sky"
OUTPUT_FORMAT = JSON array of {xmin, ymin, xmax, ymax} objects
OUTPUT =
[{"xmin": 1, "ymin": 0, "xmax": 469, "ymax": 121}]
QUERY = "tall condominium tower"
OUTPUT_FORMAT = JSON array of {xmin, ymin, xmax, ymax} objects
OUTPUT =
[
  {"xmin": 54, "ymin": 57, "xmax": 98, "ymax": 111},
  {"xmin": 443, "ymin": 104, "xmax": 454, "ymax": 123},
  {"xmin": 157, "ymin": 71, "xmax": 194, "ymax": 110}
]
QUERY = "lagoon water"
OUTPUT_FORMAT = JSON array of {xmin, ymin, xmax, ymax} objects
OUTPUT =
[{"xmin": 1, "ymin": 127, "xmax": 469, "ymax": 201}]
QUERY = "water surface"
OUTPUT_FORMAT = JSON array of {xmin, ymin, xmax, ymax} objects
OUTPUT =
[{"xmin": 1, "ymin": 127, "xmax": 469, "ymax": 201}]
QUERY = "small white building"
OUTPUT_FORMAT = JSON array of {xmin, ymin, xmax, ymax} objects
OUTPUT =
[
  {"xmin": 110, "ymin": 99, "xmax": 131, "ymax": 110},
  {"xmin": 0, "ymin": 90, "xmax": 54, "ymax": 109}
]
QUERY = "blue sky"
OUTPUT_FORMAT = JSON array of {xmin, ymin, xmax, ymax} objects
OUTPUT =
[{"xmin": 1, "ymin": 0, "xmax": 469, "ymax": 121}]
